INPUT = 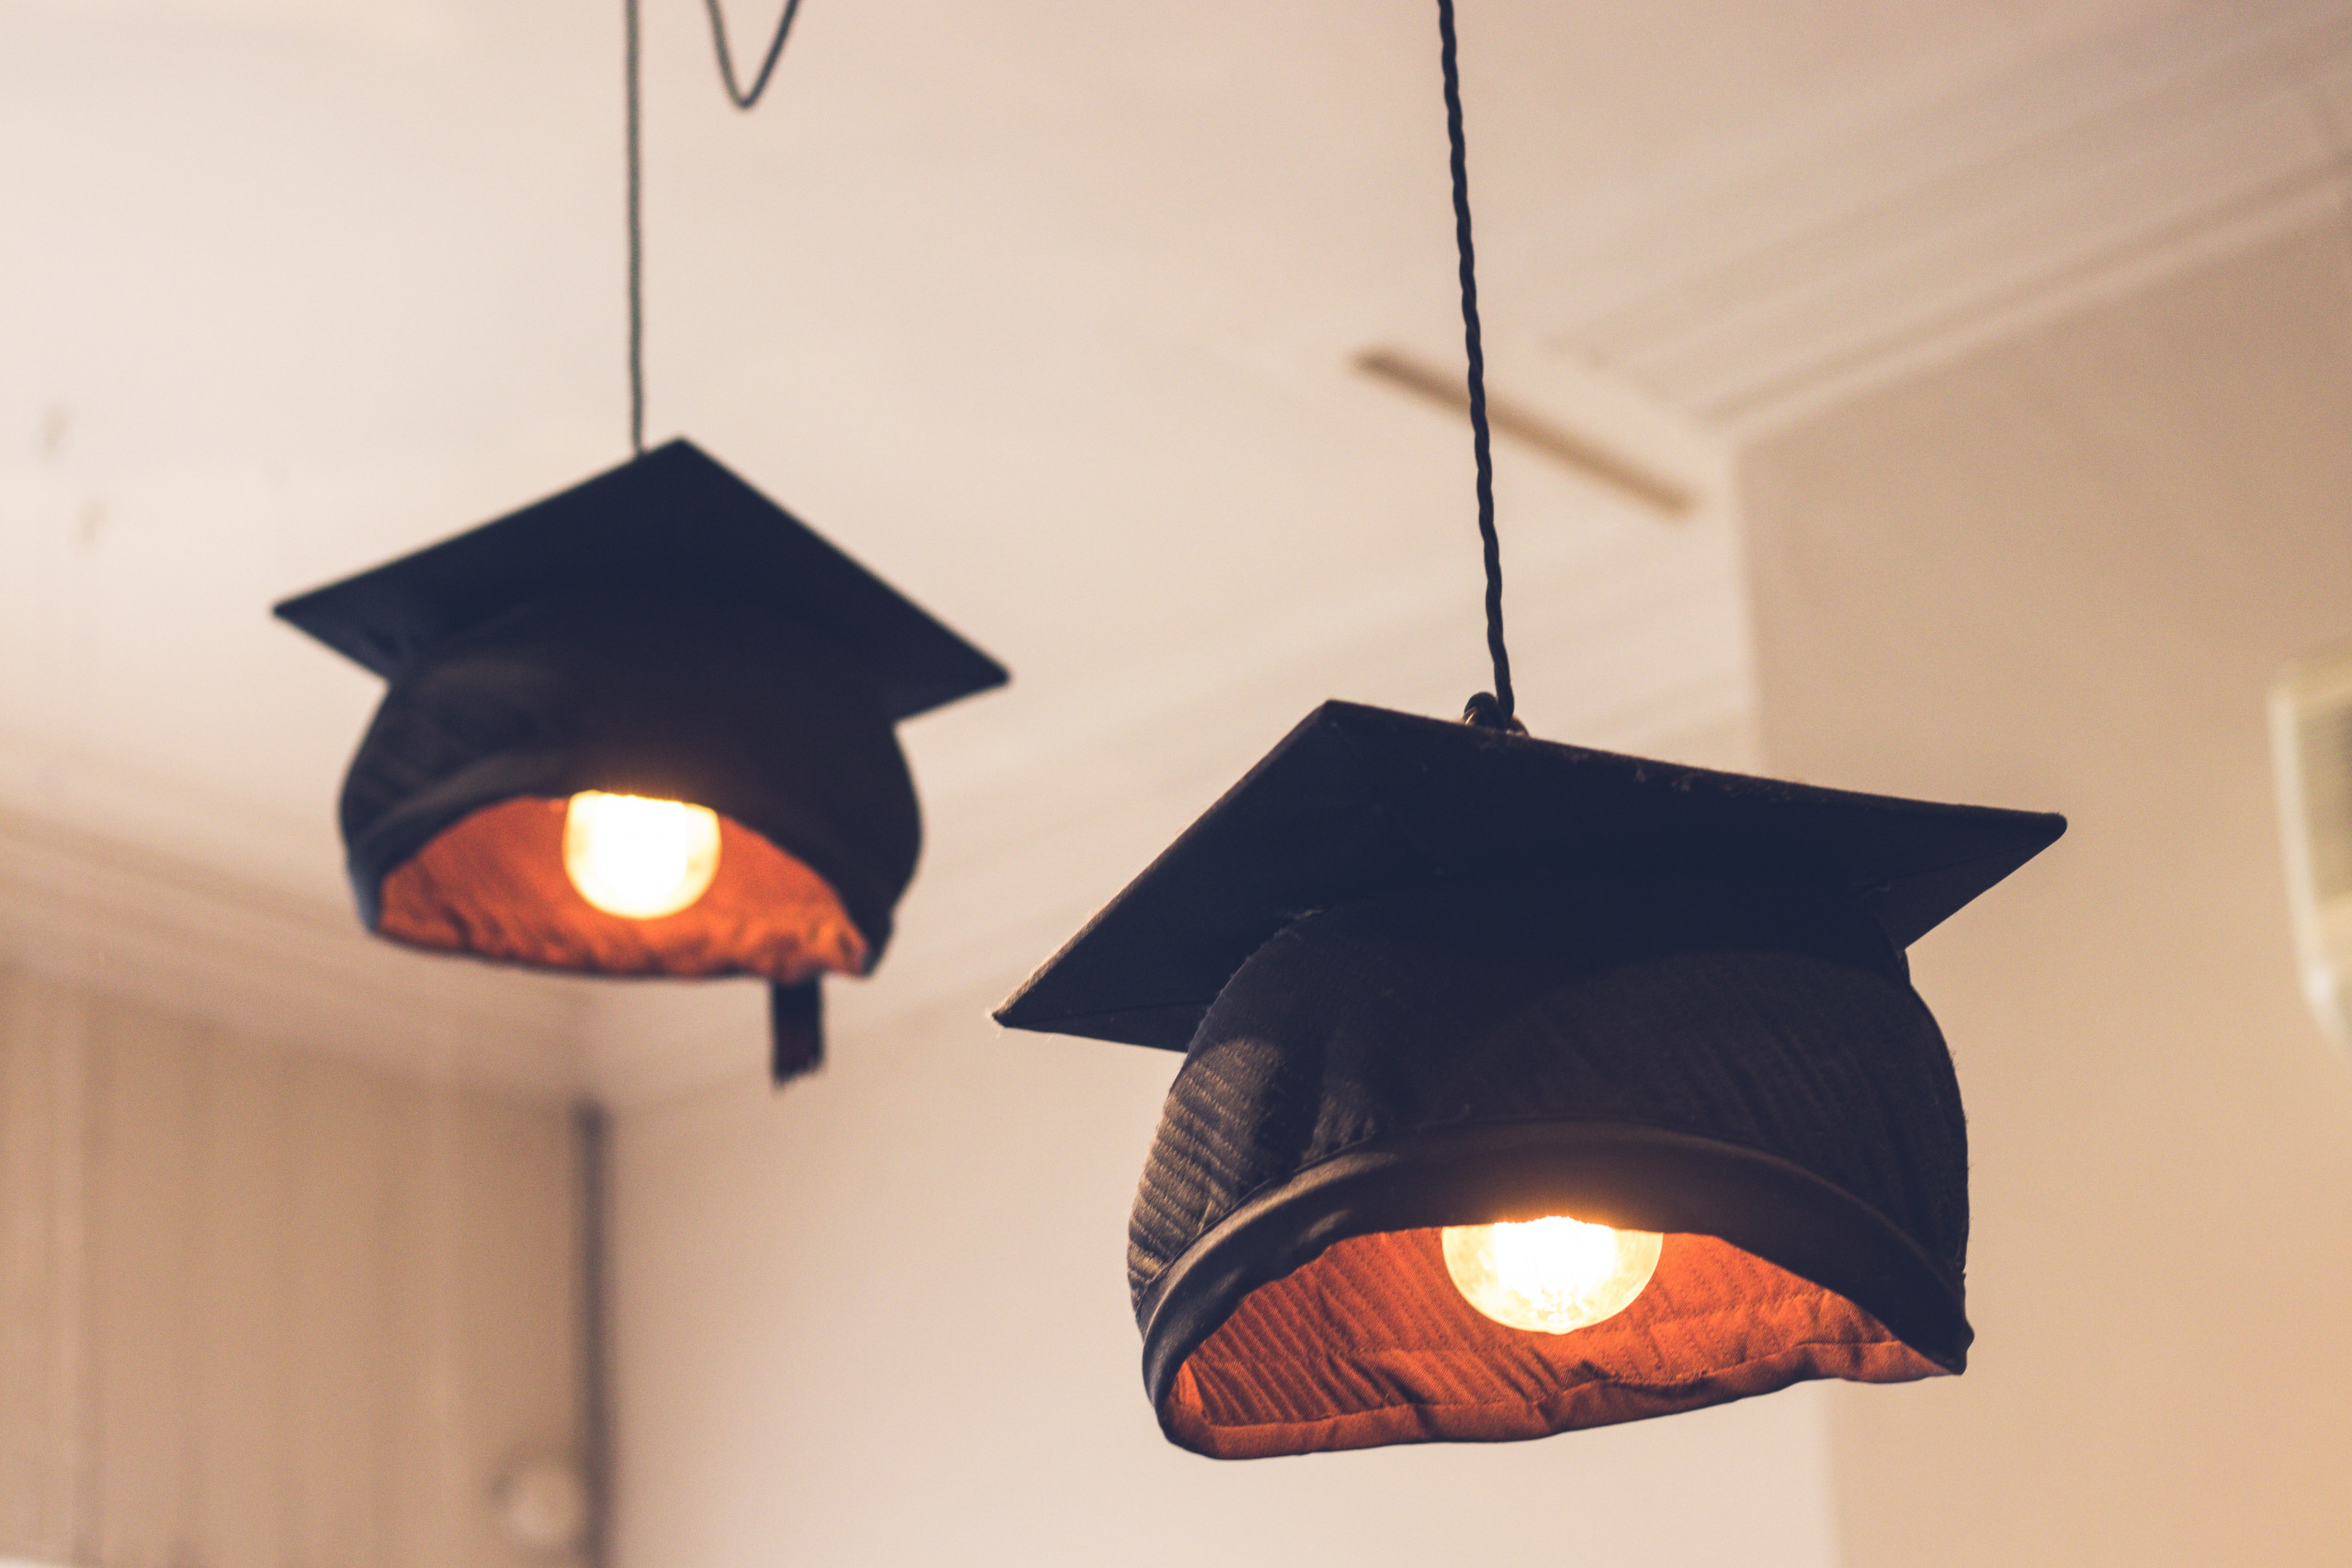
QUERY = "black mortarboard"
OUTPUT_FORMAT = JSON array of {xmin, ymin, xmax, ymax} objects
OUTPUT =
[
  {"xmin": 276, "ymin": 437, "xmax": 1006, "ymax": 718},
  {"xmin": 995, "ymin": 700, "xmax": 2063, "ymax": 1458},
  {"xmin": 996, "ymin": 700, "xmax": 2063, "ymax": 1048}
]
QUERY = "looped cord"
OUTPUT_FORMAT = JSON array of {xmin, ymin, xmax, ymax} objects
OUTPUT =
[
  {"xmin": 627, "ymin": 0, "xmax": 809, "ymax": 455},
  {"xmin": 704, "ymin": 0, "xmax": 805, "ymax": 109},
  {"xmin": 1436, "ymin": 0, "xmax": 1516, "ymax": 730},
  {"xmin": 1461, "ymin": 691, "xmax": 1526, "ymax": 734}
]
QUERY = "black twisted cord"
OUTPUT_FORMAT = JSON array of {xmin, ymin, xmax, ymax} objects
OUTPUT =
[
  {"xmin": 1436, "ymin": 0, "xmax": 1516, "ymax": 731},
  {"xmin": 626, "ymin": 0, "xmax": 808, "ymax": 456},
  {"xmin": 626, "ymin": 0, "xmax": 646, "ymax": 454}
]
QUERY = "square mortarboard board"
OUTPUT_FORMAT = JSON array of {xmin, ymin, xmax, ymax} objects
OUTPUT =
[
  {"xmin": 272, "ymin": 438, "xmax": 1007, "ymax": 722},
  {"xmin": 993, "ymin": 701, "xmax": 2067, "ymax": 1049}
]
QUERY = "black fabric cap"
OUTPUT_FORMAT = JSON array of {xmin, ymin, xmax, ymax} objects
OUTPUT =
[
  {"xmin": 338, "ymin": 584, "xmax": 920, "ymax": 957},
  {"xmin": 274, "ymin": 439, "xmax": 1005, "ymax": 724},
  {"xmin": 995, "ymin": 702, "xmax": 2065, "ymax": 1049},
  {"xmin": 1132, "ymin": 876, "xmax": 1976, "ymax": 1419}
]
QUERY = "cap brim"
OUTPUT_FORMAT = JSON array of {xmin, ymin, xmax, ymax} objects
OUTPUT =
[
  {"xmin": 994, "ymin": 701, "xmax": 2064, "ymax": 1048},
  {"xmin": 274, "ymin": 439, "xmax": 1007, "ymax": 723}
]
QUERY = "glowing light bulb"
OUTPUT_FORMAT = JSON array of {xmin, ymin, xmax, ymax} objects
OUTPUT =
[
  {"xmin": 1441, "ymin": 1214, "xmax": 1663, "ymax": 1335},
  {"xmin": 561, "ymin": 792, "xmax": 721, "ymax": 919}
]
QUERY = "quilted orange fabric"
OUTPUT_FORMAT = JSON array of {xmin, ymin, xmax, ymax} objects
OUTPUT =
[
  {"xmin": 1166, "ymin": 1228, "xmax": 1940, "ymax": 1458},
  {"xmin": 379, "ymin": 795, "xmax": 869, "ymax": 983}
]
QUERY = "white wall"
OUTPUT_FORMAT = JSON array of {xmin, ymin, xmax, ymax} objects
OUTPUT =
[
  {"xmin": 0, "ymin": 967, "xmax": 588, "ymax": 1568},
  {"xmin": 1744, "ymin": 221, "xmax": 2352, "ymax": 1565},
  {"xmin": 609, "ymin": 1015, "xmax": 1843, "ymax": 1568}
]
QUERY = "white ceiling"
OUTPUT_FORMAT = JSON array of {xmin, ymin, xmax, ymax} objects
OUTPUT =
[{"xmin": 2, "ymin": 0, "xmax": 2345, "ymax": 1100}]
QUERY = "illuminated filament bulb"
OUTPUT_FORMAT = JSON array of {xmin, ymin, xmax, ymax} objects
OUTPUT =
[
  {"xmin": 561, "ymin": 792, "xmax": 721, "ymax": 919},
  {"xmin": 1441, "ymin": 1214, "xmax": 1664, "ymax": 1335}
]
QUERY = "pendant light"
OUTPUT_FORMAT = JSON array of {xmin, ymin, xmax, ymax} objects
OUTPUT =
[
  {"xmin": 277, "ymin": 2, "xmax": 1005, "ymax": 1081},
  {"xmin": 994, "ymin": 1, "xmax": 2063, "ymax": 1457}
]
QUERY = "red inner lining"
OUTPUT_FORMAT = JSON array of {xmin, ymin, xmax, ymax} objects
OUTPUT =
[
  {"xmin": 1168, "ymin": 1228, "xmax": 1941, "ymax": 1458},
  {"xmin": 379, "ymin": 795, "xmax": 868, "ymax": 982}
]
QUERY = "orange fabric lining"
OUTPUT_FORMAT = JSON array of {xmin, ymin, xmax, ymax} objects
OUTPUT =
[
  {"xmin": 378, "ymin": 795, "xmax": 869, "ymax": 983},
  {"xmin": 1165, "ymin": 1229, "xmax": 1941, "ymax": 1458}
]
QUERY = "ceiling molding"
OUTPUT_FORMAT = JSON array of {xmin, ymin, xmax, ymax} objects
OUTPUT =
[
  {"xmin": 0, "ymin": 802, "xmax": 589, "ymax": 1101},
  {"xmin": 1290, "ymin": 1, "xmax": 2352, "ymax": 446},
  {"xmin": 1533, "ymin": 0, "xmax": 2352, "ymax": 435}
]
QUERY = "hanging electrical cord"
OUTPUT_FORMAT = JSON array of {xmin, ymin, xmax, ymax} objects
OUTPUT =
[
  {"xmin": 1435, "ymin": 0, "xmax": 1519, "ymax": 733},
  {"xmin": 627, "ymin": 0, "xmax": 645, "ymax": 453},
  {"xmin": 626, "ymin": 0, "xmax": 809, "ymax": 454}
]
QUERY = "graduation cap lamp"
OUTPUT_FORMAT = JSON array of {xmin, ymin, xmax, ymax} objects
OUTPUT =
[
  {"xmin": 279, "ymin": 440, "xmax": 1005, "ymax": 1079},
  {"xmin": 998, "ymin": 704, "xmax": 2062, "ymax": 1456},
  {"xmin": 275, "ymin": 6, "xmax": 1007, "ymax": 1079},
  {"xmin": 995, "ymin": 0, "xmax": 2064, "ymax": 1459}
]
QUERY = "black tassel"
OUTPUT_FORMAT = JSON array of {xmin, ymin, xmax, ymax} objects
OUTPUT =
[{"xmin": 770, "ymin": 978, "xmax": 824, "ymax": 1085}]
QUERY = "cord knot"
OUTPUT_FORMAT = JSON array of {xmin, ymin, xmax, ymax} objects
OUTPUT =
[{"xmin": 1461, "ymin": 692, "xmax": 1526, "ymax": 734}]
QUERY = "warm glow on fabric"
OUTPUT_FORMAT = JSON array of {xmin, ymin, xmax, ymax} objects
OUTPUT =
[
  {"xmin": 1165, "ymin": 1228, "xmax": 1945, "ymax": 1457},
  {"xmin": 562, "ymin": 792, "xmax": 722, "ymax": 919},
  {"xmin": 1442, "ymin": 1215, "xmax": 1663, "ymax": 1334}
]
